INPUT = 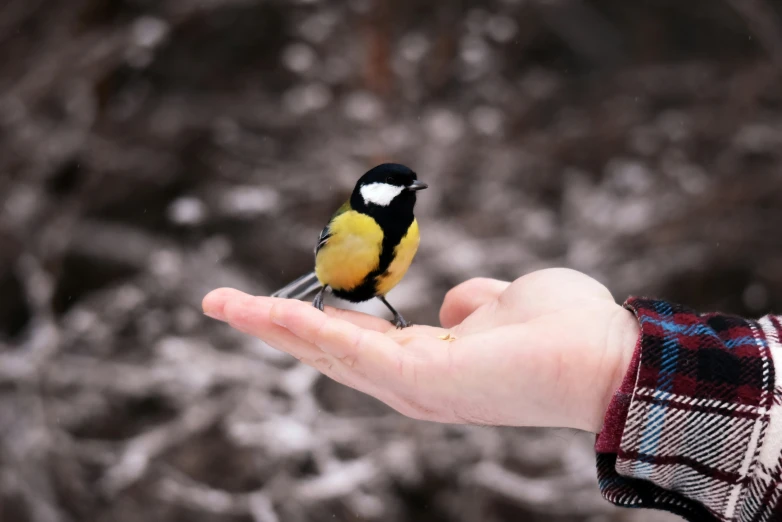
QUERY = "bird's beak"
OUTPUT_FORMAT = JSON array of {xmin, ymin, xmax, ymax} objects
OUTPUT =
[{"xmin": 406, "ymin": 180, "xmax": 428, "ymax": 191}]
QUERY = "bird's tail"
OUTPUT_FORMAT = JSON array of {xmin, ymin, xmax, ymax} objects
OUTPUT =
[{"xmin": 271, "ymin": 271, "xmax": 322, "ymax": 300}]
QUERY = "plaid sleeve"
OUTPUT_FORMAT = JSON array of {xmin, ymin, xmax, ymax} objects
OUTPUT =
[{"xmin": 595, "ymin": 297, "xmax": 782, "ymax": 521}]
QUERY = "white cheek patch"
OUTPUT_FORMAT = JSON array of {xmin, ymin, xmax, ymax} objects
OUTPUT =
[{"xmin": 360, "ymin": 183, "xmax": 405, "ymax": 207}]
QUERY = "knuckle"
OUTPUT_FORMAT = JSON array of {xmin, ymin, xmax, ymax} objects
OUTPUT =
[
  {"xmin": 339, "ymin": 354, "xmax": 357, "ymax": 368},
  {"xmin": 395, "ymin": 354, "xmax": 408, "ymax": 380},
  {"xmin": 350, "ymin": 327, "xmax": 365, "ymax": 359},
  {"xmin": 313, "ymin": 357, "xmax": 333, "ymax": 371},
  {"xmin": 330, "ymin": 326, "xmax": 363, "ymax": 369},
  {"xmin": 404, "ymin": 399, "xmax": 436, "ymax": 421},
  {"xmin": 222, "ymin": 299, "xmax": 244, "ymax": 323},
  {"xmin": 395, "ymin": 401, "xmax": 427, "ymax": 421}
]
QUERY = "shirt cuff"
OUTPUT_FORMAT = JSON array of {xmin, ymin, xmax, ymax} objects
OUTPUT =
[{"xmin": 595, "ymin": 297, "xmax": 782, "ymax": 522}]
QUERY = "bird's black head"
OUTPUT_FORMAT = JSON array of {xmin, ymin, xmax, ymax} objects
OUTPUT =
[{"xmin": 350, "ymin": 164, "xmax": 427, "ymax": 220}]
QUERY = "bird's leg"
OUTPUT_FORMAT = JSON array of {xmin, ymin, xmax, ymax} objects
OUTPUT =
[
  {"xmin": 378, "ymin": 296, "xmax": 410, "ymax": 329},
  {"xmin": 312, "ymin": 286, "xmax": 328, "ymax": 312}
]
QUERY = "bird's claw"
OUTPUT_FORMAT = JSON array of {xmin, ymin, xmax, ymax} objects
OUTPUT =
[
  {"xmin": 312, "ymin": 286, "xmax": 327, "ymax": 312},
  {"xmin": 393, "ymin": 316, "xmax": 410, "ymax": 329}
]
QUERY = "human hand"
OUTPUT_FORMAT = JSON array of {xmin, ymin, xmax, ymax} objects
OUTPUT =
[{"xmin": 202, "ymin": 268, "xmax": 639, "ymax": 433}]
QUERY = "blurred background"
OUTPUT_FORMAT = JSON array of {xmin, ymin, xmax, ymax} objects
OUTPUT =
[{"xmin": 2, "ymin": 0, "xmax": 782, "ymax": 520}]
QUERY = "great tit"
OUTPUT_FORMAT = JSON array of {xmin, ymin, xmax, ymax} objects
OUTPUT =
[{"xmin": 271, "ymin": 163, "xmax": 427, "ymax": 328}]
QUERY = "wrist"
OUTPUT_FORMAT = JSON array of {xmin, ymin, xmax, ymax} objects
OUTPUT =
[{"xmin": 591, "ymin": 305, "xmax": 640, "ymax": 433}]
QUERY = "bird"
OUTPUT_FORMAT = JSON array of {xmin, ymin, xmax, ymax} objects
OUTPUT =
[{"xmin": 271, "ymin": 163, "xmax": 427, "ymax": 328}]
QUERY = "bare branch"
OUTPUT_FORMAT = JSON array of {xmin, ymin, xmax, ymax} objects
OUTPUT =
[
  {"xmin": 726, "ymin": 0, "xmax": 782, "ymax": 70},
  {"xmin": 101, "ymin": 392, "xmax": 238, "ymax": 495}
]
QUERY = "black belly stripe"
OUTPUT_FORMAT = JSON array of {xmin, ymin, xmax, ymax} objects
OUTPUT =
[
  {"xmin": 331, "ymin": 189, "xmax": 417, "ymax": 303},
  {"xmin": 331, "ymin": 213, "xmax": 413, "ymax": 303}
]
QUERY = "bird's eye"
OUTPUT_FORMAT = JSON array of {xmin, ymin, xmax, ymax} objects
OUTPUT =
[{"xmin": 386, "ymin": 176, "xmax": 398, "ymax": 184}]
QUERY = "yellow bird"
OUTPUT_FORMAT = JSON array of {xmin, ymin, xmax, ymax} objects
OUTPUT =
[{"xmin": 271, "ymin": 163, "xmax": 427, "ymax": 328}]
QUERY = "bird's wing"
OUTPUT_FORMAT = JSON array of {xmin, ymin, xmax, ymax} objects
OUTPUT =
[
  {"xmin": 314, "ymin": 201, "xmax": 351, "ymax": 256},
  {"xmin": 315, "ymin": 225, "xmax": 331, "ymax": 255}
]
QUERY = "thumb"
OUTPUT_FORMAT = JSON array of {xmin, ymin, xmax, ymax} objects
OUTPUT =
[{"xmin": 440, "ymin": 278, "xmax": 509, "ymax": 328}]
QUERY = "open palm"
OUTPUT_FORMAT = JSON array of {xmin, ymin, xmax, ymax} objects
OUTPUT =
[{"xmin": 202, "ymin": 268, "xmax": 638, "ymax": 433}]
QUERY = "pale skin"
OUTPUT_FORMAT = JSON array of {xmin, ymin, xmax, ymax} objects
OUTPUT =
[{"xmin": 202, "ymin": 268, "xmax": 640, "ymax": 433}]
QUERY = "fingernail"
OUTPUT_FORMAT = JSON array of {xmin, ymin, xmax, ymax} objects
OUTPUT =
[{"xmin": 204, "ymin": 311, "xmax": 225, "ymax": 321}]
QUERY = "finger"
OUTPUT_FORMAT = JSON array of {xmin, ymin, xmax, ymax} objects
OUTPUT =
[
  {"xmin": 213, "ymin": 293, "xmax": 404, "ymax": 386},
  {"xmin": 267, "ymin": 300, "xmax": 441, "ymax": 414},
  {"xmin": 215, "ymin": 293, "xmax": 442, "ymax": 418},
  {"xmin": 203, "ymin": 287, "xmax": 249, "ymax": 321},
  {"xmin": 219, "ymin": 295, "xmax": 398, "ymax": 386},
  {"xmin": 322, "ymin": 305, "xmax": 394, "ymax": 333},
  {"xmin": 206, "ymin": 290, "xmax": 339, "ymax": 363},
  {"xmin": 273, "ymin": 301, "xmax": 447, "ymax": 367},
  {"xmin": 440, "ymin": 278, "xmax": 509, "ymax": 328},
  {"xmin": 222, "ymin": 295, "xmax": 399, "ymax": 399},
  {"xmin": 268, "ymin": 299, "xmax": 457, "ymax": 411},
  {"xmin": 269, "ymin": 299, "xmax": 403, "ymax": 379},
  {"xmin": 204, "ymin": 287, "xmax": 394, "ymax": 332},
  {"xmin": 222, "ymin": 295, "xmax": 324, "ymax": 362}
]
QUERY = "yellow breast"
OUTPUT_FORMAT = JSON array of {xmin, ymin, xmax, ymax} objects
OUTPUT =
[
  {"xmin": 315, "ymin": 210, "xmax": 383, "ymax": 291},
  {"xmin": 375, "ymin": 219, "xmax": 420, "ymax": 296}
]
